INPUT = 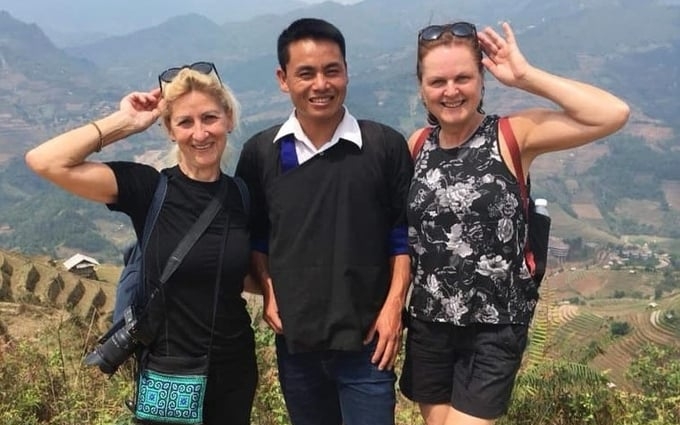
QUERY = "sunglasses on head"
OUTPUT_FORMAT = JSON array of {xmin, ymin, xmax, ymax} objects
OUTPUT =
[
  {"xmin": 158, "ymin": 61, "xmax": 222, "ymax": 92},
  {"xmin": 418, "ymin": 22, "xmax": 477, "ymax": 42}
]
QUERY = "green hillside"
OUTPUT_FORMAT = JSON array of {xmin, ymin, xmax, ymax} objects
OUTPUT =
[{"xmin": 1, "ymin": 249, "xmax": 678, "ymax": 424}]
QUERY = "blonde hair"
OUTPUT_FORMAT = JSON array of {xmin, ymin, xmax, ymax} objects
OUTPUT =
[{"xmin": 160, "ymin": 67, "xmax": 241, "ymax": 168}]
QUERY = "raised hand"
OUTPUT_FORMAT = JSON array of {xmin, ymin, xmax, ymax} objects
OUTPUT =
[
  {"xmin": 478, "ymin": 22, "xmax": 531, "ymax": 87},
  {"xmin": 119, "ymin": 88, "xmax": 163, "ymax": 133}
]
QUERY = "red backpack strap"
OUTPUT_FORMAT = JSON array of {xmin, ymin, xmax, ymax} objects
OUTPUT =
[
  {"xmin": 500, "ymin": 116, "xmax": 536, "ymax": 272},
  {"xmin": 411, "ymin": 126, "xmax": 433, "ymax": 160},
  {"xmin": 499, "ymin": 116, "xmax": 529, "ymax": 216}
]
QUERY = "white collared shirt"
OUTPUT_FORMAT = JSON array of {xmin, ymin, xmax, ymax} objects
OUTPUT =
[{"xmin": 273, "ymin": 106, "xmax": 363, "ymax": 164}]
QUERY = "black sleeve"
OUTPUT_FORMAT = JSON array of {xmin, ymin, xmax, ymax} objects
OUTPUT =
[
  {"xmin": 105, "ymin": 161, "xmax": 161, "ymax": 239},
  {"xmin": 235, "ymin": 138, "xmax": 270, "ymax": 253}
]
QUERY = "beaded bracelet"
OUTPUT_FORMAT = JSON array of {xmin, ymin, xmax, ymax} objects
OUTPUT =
[{"xmin": 90, "ymin": 121, "xmax": 104, "ymax": 152}]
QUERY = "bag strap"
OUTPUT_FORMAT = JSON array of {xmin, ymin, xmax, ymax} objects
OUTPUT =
[
  {"xmin": 143, "ymin": 176, "xmax": 230, "ymax": 306},
  {"xmin": 411, "ymin": 126, "xmax": 433, "ymax": 160},
  {"xmin": 158, "ymin": 176, "xmax": 229, "ymax": 285},
  {"xmin": 499, "ymin": 116, "xmax": 529, "ymax": 217},
  {"xmin": 207, "ymin": 204, "xmax": 231, "ymax": 361},
  {"xmin": 500, "ymin": 116, "xmax": 537, "ymax": 272}
]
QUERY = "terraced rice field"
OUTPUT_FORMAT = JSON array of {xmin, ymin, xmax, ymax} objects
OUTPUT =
[
  {"xmin": 535, "ymin": 266, "xmax": 680, "ymax": 390},
  {"xmin": 548, "ymin": 311, "xmax": 608, "ymax": 360},
  {"xmin": 586, "ymin": 306, "xmax": 678, "ymax": 389},
  {"xmin": 546, "ymin": 296, "xmax": 680, "ymax": 390},
  {"xmin": 655, "ymin": 293, "xmax": 680, "ymax": 336},
  {"xmin": 555, "ymin": 304, "xmax": 579, "ymax": 324}
]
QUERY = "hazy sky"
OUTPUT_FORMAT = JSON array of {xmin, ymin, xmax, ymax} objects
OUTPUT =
[
  {"xmin": 0, "ymin": 0, "xmax": 367, "ymax": 37},
  {"xmin": 303, "ymin": 0, "xmax": 363, "ymax": 3}
]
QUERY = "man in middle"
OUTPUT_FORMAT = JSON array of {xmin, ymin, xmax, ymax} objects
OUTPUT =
[{"xmin": 235, "ymin": 17, "xmax": 413, "ymax": 425}]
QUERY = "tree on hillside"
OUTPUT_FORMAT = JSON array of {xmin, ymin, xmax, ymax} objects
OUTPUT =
[{"xmin": 610, "ymin": 321, "xmax": 631, "ymax": 337}]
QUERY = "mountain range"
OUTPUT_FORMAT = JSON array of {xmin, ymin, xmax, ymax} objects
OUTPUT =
[
  {"xmin": 0, "ymin": 0, "xmax": 679, "ymax": 261},
  {"xmin": 0, "ymin": 0, "xmax": 309, "ymax": 43}
]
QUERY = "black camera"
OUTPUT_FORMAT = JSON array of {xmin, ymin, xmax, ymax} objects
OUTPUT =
[{"xmin": 84, "ymin": 306, "xmax": 141, "ymax": 375}]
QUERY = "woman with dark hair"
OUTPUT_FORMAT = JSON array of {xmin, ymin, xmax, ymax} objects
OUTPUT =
[
  {"xmin": 26, "ymin": 63, "xmax": 258, "ymax": 425},
  {"xmin": 400, "ymin": 22, "xmax": 629, "ymax": 425}
]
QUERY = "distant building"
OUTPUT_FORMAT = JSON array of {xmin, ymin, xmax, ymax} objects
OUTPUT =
[
  {"xmin": 548, "ymin": 237, "xmax": 570, "ymax": 264},
  {"xmin": 620, "ymin": 243, "xmax": 653, "ymax": 261},
  {"xmin": 63, "ymin": 254, "xmax": 99, "ymax": 279}
]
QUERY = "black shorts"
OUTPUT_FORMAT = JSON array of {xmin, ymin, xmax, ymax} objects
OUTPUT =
[{"xmin": 399, "ymin": 318, "xmax": 528, "ymax": 420}]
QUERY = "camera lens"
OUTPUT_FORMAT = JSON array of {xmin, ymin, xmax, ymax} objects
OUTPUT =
[{"xmin": 84, "ymin": 327, "xmax": 138, "ymax": 374}]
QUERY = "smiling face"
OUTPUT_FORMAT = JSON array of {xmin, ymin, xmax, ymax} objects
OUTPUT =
[
  {"xmin": 276, "ymin": 38, "xmax": 348, "ymax": 130},
  {"xmin": 420, "ymin": 43, "xmax": 484, "ymax": 128},
  {"xmin": 167, "ymin": 90, "xmax": 233, "ymax": 180}
]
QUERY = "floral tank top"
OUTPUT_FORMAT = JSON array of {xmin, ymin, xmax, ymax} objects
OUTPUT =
[{"xmin": 407, "ymin": 114, "xmax": 538, "ymax": 326}]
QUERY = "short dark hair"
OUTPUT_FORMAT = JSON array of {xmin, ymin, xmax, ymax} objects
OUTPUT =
[{"xmin": 277, "ymin": 18, "xmax": 346, "ymax": 71}]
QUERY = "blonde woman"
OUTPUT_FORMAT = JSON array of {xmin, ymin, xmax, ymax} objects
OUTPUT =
[{"xmin": 25, "ymin": 62, "xmax": 257, "ymax": 425}]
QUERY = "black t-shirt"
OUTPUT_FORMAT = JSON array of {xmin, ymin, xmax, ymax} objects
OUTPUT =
[{"xmin": 107, "ymin": 162, "xmax": 253, "ymax": 363}]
